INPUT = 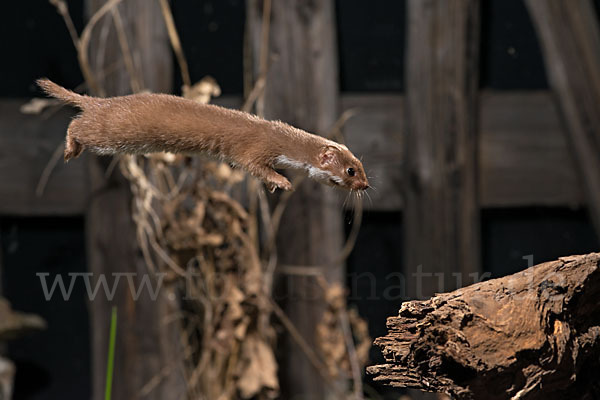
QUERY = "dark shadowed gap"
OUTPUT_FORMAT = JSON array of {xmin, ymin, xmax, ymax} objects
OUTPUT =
[
  {"xmin": 482, "ymin": 207, "xmax": 599, "ymax": 278},
  {"xmin": 479, "ymin": 0, "xmax": 548, "ymax": 89},
  {"xmin": 171, "ymin": 0, "xmax": 245, "ymax": 95},
  {"xmin": 1, "ymin": 216, "xmax": 90, "ymax": 400},
  {"xmin": 0, "ymin": 0, "xmax": 84, "ymax": 97},
  {"xmin": 335, "ymin": 0, "xmax": 406, "ymax": 92},
  {"xmin": 344, "ymin": 210, "xmax": 405, "ymax": 399}
]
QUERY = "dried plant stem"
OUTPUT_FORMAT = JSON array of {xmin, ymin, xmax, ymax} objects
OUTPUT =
[
  {"xmin": 110, "ymin": 7, "xmax": 143, "ymax": 92},
  {"xmin": 248, "ymin": 178, "xmax": 260, "ymax": 254},
  {"xmin": 242, "ymin": 0, "xmax": 271, "ymax": 114},
  {"xmin": 103, "ymin": 156, "xmax": 120, "ymax": 179},
  {"xmin": 255, "ymin": 0, "xmax": 271, "ymax": 116},
  {"xmin": 257, "ymin": 0, "xmax": 271, "ymax": 87},
  {"xmin": 332, "ymin": 195, "xmax": 363, "ymax": 265},
  {"xmin": 241, "ymin": 77, "xmax": 266, "ymax": 113},
  {"xmin": 158, "ymin": 0, "xmax": 191, "ymax": 89},
  {"xmin": 242, "ymin": 13, "xmax": 254, "ymax": 100},
  {"xmin": 239, "ymin": 10, "xmax": 268, "ymax": 294},
  {"xmin": 50, "ymin": 0, "xmax": 80, "ymax": 48},
  {"xmin": 327, "ymin": 108, "xmax": 357, "ymax": 143},
  {"xmin": 276, "ymin": 265, "xmax": 323, "ymax": 277},
  {"xmin": 267, "ymin": 297, "xmax": 341, "ymax": 392},
  {"xmin": 79, "ymin": 0, "xmax": 127, "ymax": 96},
  {"xmin": 138, "ymin": 362, "xmax": 177, "ymax": 397},
  {"xmin": 35, "ymin": 142, "xmax": 64, "ymax": 197},
  {"xmin": 95, "ymin": 15, "xmax": 113, "ymax": 86},
  {"xmin": 339, "ymin": 308, "xmax": 364, "ymax": 400}
]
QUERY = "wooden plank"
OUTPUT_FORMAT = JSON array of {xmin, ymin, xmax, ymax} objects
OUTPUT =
[
  {"xmin": 0, "ymin": 101, "xmax": 87, "ymax": 216},
  {"xmin": 342, "ymin": 92, "xmax": 583, "ymax": 209},
  {"xmin": 246, "ymin": 0, "xmax": 344, "ymax": 398},
  {"xmin": 341, "ymin": 95, "xmax": 404, "ymax": 210},
  {"xmin": 403, "ymin": 0, "xmax": 481, "ymax": 299},
  {"xmin": 480, "ymin": 91, "xmax": 582, "ymax": 207},
  {"xmin": 0, "ymin": 92, "xmax": 584, "ymax": 214},
  {"xmin": 525, "ymin": 0, "xmax": 600, "ymax": 234}
]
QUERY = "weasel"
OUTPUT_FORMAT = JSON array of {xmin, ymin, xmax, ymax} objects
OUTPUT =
[{"xmin": 37, "ymin": 79, "xmax": 369, "ymax": 192}]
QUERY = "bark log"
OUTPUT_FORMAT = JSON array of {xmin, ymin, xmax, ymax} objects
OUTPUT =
[
  {"xmin": 404, "ymin": 0, "xmax": 481, "ymax": 298},
  {"xmin": 525, "ymin": 0, "xmax": 600, "ymax": 236},
  {"xmin": 84, "ymin": 1, "xmax": 184, "ymax": 399},
  {"xmin": 246, "ymin": 0, "xmax": 344, "ymax": 398},
  {"xmin": 367, "ymin": 253, "xmax": 600, "ymax": 400}
]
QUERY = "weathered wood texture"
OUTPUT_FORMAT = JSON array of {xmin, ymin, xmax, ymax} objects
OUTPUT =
[
  {"xmin": 342, "ymin": 92, "xmax": 581, "ymax": 210},
  {"xmin": 85, "ymin": 1, "xmax": 184, "ymax": 400},
  {"xmin": 247, "ymin": 0, "xmax": 344, "ymax": 398},
  {"xmin": 367, "ymin": 253, "xmax": 600, "ymax": 400},
  {"xmin": 525, "ymin": 0, "xmax": 600, "ymax": 235},
  {"xmin": 0, "ymin": 102, "xmax": 88, "ymax": 215},
  {"xmin": 478, "ymin": 92, "xmax": 582, "ymax": 208},
  {"xmin": 0, "ymin": 92, "xmax": 583, "ymax": 215},
  {"xmin": 341, "ymin": 95, "xmax": 404, "ymax": 210},
  {"xmin": 404, "ymin": 0, "xmax": 481, "ymax": 297}
]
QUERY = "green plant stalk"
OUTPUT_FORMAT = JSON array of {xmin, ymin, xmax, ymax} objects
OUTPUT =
[{"xmin": 105, "ymin": 306, "xmax": 118, "ymax": 400}]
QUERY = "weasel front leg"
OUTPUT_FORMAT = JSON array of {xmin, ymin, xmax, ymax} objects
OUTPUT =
[
  {"xmin": 64, "ymin": 119, "xmax": 85, "ymax": 161},
  {"xmin": 251, "ymin": 165, "xmax": 292, "ymax": 192}
]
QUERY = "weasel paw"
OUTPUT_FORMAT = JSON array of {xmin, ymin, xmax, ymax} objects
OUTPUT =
[
  {"xmin": 265, "ymin": 177, "xmax": 292, "ymax": 192},
  {"xmin": 278, "ymin": 178, "xmax": 292, "ymax": 191},
  {"xmin": 265, "ymin": 182, "xmax": 277, "ymax": 193}
]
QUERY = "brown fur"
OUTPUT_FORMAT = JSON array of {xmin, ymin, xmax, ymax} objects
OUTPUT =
[{"xmin": 37, "ymin": 79, "xmax": 369, "ymax": 192}]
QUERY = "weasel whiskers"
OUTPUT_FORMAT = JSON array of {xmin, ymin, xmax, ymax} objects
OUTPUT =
[{"xmin": 363, "ymin": 188, "xmax": 373, "ymax": 208}]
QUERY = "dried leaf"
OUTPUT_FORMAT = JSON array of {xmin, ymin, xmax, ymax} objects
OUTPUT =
[
  {"xmin": 236, "ymin": 335, "xmax": 279, "ymax": 398},
  {"xmin": 183, "ymin": 76, "xmax": 221, "ymax": 104},
  {"xmin": 20, "ymin": 98, "xmax": 57, "ymax": 114}
]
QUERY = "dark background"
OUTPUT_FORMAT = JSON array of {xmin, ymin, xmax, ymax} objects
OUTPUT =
[{"xmin": 1, "ymin": 1, "xmax": 599, "ymax": 399}]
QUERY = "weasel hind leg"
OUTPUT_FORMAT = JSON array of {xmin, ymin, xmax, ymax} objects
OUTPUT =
[{"xmin": 64, "ymin": 121, "xmax": 85, "ymax": 161}]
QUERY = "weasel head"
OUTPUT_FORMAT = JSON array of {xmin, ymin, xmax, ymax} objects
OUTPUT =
[{"xmin": 318, "ymin": 144, "xmax": 369, "ymax": 191}]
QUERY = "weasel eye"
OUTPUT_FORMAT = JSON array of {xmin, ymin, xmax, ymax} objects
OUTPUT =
[{"xmin": 347, "ymin": 167, "xmax": 355, "ymax": 177}]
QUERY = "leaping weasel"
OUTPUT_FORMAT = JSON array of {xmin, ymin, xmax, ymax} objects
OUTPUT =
[{"xmin": 37, "ymin": 79, "xmax": 369, "ymax": 192}]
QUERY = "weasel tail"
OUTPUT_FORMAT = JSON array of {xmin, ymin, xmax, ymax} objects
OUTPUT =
[
  {"xmin": 37, "ymin": 78, "xmax": 94, "ymax": 160},
  {"xmin": 37, "ymin": 78, "xmax": 90, "ymax": 109}
]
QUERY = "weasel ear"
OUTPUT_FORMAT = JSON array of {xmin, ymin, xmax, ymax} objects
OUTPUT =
[{"xmin": 319, "ymin": 147, "xmax": 337, "ymax": 167}]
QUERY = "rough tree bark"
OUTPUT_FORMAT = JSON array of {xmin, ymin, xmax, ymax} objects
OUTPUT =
[
  {"xmin": 367, "ymin": 253, "xmax": 600, "ymax": 400},
  {"xmin": 404, "ymin": 0, "xmax": 481, "ymax": 299},
  {"xmin": 85, "ymin": 1, "xmax": 184, "ymax": 399},
  {"xmin": 246, "ymin": 0, "xmax": 344, "ymax": 398},
  {"xmin": 525, "ymin": 0, "xmax": 600, "ymax": 237}
]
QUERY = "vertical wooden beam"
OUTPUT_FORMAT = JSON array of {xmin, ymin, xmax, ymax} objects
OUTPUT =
[
  {"xmin": 404, "ymin": 0, "xmax": 481, "ymax": 298},
  {"xmin": 247, "ymin": 0, "xmax": 343, "ymax": 398},
  {"xmin": 0, "ymin": 221, "xmax": 3, "ymax": 298},
  {"xmin": 404, "ymin": 4, "xmax": 481, "ymax": 396},
  {"xmin": 85, "ymin": 2, "xmax": 183, "ymax": 400},
  {"xmin": 0, "ymin": 222, "xmax": 4, "ymax": 358},
  {"xmin": 525, "ymin": 0, "xmax": 600, "ymax": 235}
]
